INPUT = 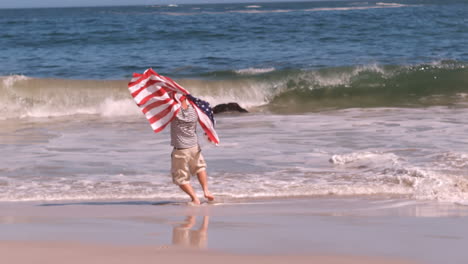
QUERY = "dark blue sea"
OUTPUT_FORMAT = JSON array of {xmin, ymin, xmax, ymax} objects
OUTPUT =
[
  {"xmin": 0, "ymin": 0, "xmax": 467, "ymax": 79},
  {"xmin": 0, "ymin": 1, "xmax": 467, "ymax": 204}
]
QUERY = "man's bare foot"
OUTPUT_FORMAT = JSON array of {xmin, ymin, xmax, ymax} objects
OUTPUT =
[
  {"xmin": 204, "ymin": 191, "xmax": 215, "ymax": 201},
  {"xmin": 187, "ymin": 199, "xmax": 201, "ymax": 206}
]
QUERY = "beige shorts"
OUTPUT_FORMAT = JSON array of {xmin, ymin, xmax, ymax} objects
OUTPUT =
[{"xmin": 171, "ymin": 145, "xmax": 207, "ymax": 185}]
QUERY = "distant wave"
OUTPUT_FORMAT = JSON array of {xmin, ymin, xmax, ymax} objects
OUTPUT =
[
  {"xmin": 160, "ymin": 2, "xmax": 410, "ymax": 16},
  {"xmin": 235, "ymin": 67, "xmax": 276, "ymax": 75},
  {"xmin": 376, "ymin": 2, "xmax": 405, "ymax": 7},
  {"xmin": 1, "ymin": 61, "xmax": 467, "ymax": 119},
  {"xmin": 304, "ymin": 3, "xmax": 407, "ymax": 12}
]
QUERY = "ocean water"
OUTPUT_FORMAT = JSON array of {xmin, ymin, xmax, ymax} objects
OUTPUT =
[{"xmin": 1, "ymin": 0, "xmax": 468, "ymax": 204}]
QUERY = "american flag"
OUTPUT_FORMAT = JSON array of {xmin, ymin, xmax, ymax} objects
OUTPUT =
[
  {"xmin": 186, "ymin": 94, "xmax": 215, "ymax": 127},
  {"xmin": 128, "ymin": 68, "xmax": 219, "ymax": 145}
]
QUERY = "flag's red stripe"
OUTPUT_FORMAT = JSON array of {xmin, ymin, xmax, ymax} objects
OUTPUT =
[
  {"xmin": 142, "ymin": 98, "xmax": 172, "ymax": 114},
  {"xmin": 137, "ymin": 88, "xmax": 168, "ymax": 106}
]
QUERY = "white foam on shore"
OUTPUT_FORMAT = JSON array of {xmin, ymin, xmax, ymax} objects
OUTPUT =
[
  {"xmin": 331, "ymin": 151, "xmax": 468, "ymax": 204},
  {"xmin": 1, "ymin": 149, "xmax": 466, "ymax": 203}
]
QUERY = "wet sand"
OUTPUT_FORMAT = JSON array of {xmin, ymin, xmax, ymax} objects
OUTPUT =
[{"xmin": 1, "ymin": 197, "xmax": 468, "ymax": 264}]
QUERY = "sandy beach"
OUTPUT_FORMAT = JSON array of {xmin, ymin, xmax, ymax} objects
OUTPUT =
[
  {"xmin": 2, "ymin": 198, "xmax": 468, "ymax": 264},
  {"xmin": 0, "ymin": 241, "xmax": 413, "ymax": 264}
]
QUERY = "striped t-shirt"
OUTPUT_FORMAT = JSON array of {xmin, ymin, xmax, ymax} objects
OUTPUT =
[{"xmin": 170, "ymin": 104, "xmax": 198, "ymax": 149}]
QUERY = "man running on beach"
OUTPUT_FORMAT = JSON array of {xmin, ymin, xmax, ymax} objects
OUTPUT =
[{"xmin": 170, "ymin": 95, "xmax": 215, "ymax": 205}]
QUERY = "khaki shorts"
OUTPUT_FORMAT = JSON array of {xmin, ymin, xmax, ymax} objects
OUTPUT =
[{"xmin": 171, "ymin": 145, "xmax": 206, "ymax": 185}]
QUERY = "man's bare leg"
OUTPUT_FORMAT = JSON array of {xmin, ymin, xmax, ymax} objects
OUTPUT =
[
  {"xmin": 199, "ymin": 216, "xmax": 209, "ymax": 232},
  {"xmin": 179, "ymin": 183, "xmax": 201, "ymax": 205},
  {"xmin": 196, "ymin": 170, "xmax": 214, "ymax": 201}
]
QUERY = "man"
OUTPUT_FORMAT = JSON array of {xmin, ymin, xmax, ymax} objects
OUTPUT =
[
  {"xmin": 128, "ymin": 69, "xmax": 218, "ymax": 205},
  {"xmin": 170, "ymin": 96, "xmax": 214, "ymax": 205}
]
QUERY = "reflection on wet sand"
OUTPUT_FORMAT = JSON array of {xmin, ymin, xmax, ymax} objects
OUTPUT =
[{"xmin": 172, "ymin": 216, "xmax": 209, "ymax": 249}]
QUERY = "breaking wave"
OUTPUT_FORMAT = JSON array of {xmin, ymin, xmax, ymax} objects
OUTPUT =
[{"xmin": 1, "ymin": 61, "xmax": 467, "ymax": 119}]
